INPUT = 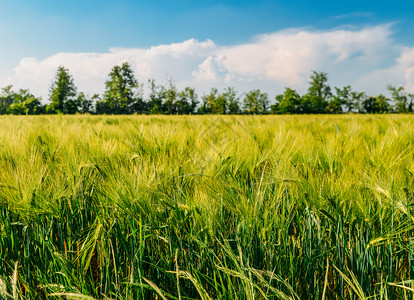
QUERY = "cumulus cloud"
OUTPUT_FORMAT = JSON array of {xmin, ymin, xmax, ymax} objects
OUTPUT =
[
  {"xmin": 215, "ymin": 25, "xmax": 392, "ymax": 84},
  {"xmin": 354, "ymin": 47, "xmax": 414, "ymax": 94},
  {"xmin": 5, "ymin": 24, "xmax": 414, "ymax": 100},
  {"xmin": 6, "ymin": 38, "xmax": 216, "ymax": 99}
]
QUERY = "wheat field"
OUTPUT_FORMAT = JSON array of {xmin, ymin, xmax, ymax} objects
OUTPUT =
[{"xmin": 0, "ymin": 114, "xmax": 413, "ymax": 299}]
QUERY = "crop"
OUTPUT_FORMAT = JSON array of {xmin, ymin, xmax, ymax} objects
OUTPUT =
[{"xmin": 0, "ymin": 114, "xmax": 413, "ymax": 299}]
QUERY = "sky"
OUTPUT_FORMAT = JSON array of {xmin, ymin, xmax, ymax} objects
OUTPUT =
[{"xmin": 1, "ymin": 0, "xmax": 414, "ymax": 101}]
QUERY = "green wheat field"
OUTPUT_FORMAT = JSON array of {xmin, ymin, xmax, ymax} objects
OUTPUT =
[{"xmin": 0, "ymin": 114, "xmax": 414, "ymax": 299}]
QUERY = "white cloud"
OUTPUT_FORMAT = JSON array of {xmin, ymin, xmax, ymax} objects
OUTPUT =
[
  {"xmin": 355, "ymin": 47, "xmax": 414, "ymax": 94},
  {"xmin": 5, "ymin": 24, "xmax": 414, "ymax": 101},
  {"xmin": 406, "ymin": 68, "xmax": 414, "ymax": 93}
]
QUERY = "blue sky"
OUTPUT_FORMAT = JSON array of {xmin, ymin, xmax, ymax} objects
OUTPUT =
[{"xmin": 1, "ymin": 0, "xmax": 414, "ymax": 99}]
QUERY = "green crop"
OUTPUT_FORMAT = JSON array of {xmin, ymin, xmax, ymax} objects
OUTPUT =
[{"xmin": 0, "ymin": 114, "xmax": 413, "ymax": 299}]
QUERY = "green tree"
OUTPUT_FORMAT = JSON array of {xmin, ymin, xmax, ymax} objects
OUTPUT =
[
  {"xmin": 0, "ymin": 85, "xmax": 16, "ymax": 114},
  {"xmin": 175, "ymin": 87, "xmax": 198, "ymax": 114},
  {"xmin": 199, "ymin": 89, "xmax": 221, "ymax": 114},
  {"xmin": 47, "ymin": 66, "xmax": 77, "ymax": 114},
  {"xmin": 8, "ymin": 89, "xmax": 43, "ymax": 115},
  {"xmin": 147, "ymin": 79, "xmax": 164, "ymax": 114},
  {"xmin": 363, "ymin": 94, "xmax": 391, "ymax": 113},
  {"xmin": 298, "ymin": 94, "xmax": 313, "ymax": 114},
  {"xmin": 350, "ymin": 91, "xmax": 366, "ymax": 113},
  {"xmin": 24, "ymin": 97, "xmax": 44, "ymax": 115},
  {"xmin": 387, "ymin": 85, "xmax": 412, "ymax": 113},
  {"xmin": 304, "ymin": 71, "xmax": 331, "ymax": 113},
  {"xmin": 243, "ymin": 89, "xmax": 269, "ymax": 114},
  {"xmin": 129, "ymin": 96, "xmax": 147, "ymax": 114},
  {"xmin": 327, "ymin": 86, "xmax": 350, "ymax": 114},
  {"xmin": 162, "ymin": 81, "xmax": 178, "ymax": 114},
  {"xmin": 224, "ymin": 87, "xmax": 240, "ymax": 114},
  {"xmin": 341, "ymin": 86, "xmax": 353, "ymax": 112},
  {"xmin": 65, "ymin": 97, "xmax": 81, "ymax": 114},
  {"xmin": 206, "ymin": 88, "xmax": 227, "ymax": 114},
  {"xmin": 308, "ymin": 71, "xmax": 331, "ymax": 100},
  {"xmin": 376, "ymin": 94, "xmax": 391, "ymax": 113},
  {"xmin": 202, "ymin": 88, "xmax": 239, "ymax": 115},
  {"xmin": 197, "ymin": 93, "xmax": 212, "ymax": 114},
  {"xmin": 273, "ymin": 88, "xmax": 301, "ymax": 114},
  {"xmin": 104, "ymin": 62, "xmax": 140, "ymax": 114},
  {"xmin": 408, "ymin": 94, "xmax": 414, "ymax": 112},
  {"xmin": 95, "ymin": 99, "xmax": 111, "ymax": 114},
  {"xmin": 77, "ymin": 92, "xmax": 94, "ymax": 114}
]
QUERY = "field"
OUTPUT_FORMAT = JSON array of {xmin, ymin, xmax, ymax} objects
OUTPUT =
[{"xmin": 0, "ymin": 114, "xmax": 413, "ymax": 299}]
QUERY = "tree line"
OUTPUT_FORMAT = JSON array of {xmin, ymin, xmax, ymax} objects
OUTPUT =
[{"xmin": 0, "ymin": 62, "xmax": 413, "ymax": 115}]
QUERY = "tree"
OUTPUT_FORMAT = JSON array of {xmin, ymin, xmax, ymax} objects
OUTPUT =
[
  {"xmin": 77, "ymin": 92, "xmax": 94, "ymax": 114},
  {"xmin": 95, "ymin": 99, "xmax": 111, "ymax": 114},
  {"xmin": 147, "ymin": 79, "xmax": 164, "ymax": 114},
  {"xmin": 376, "ymin": 94, "xmax": 391, "ymax": 113},
  {"xmin": 162, "ymin": 80, "xmax": 178, "ymax": 114},
  {"xmin": 198, "ymin": 93, "xmax": 212, "ymax": 114},
  {"xmin": 243, "ymin": 89, "xmax": 269, "ymax": 114},
  {"xmin": 304, "ymin": 71, "xmax": 331, "ymax": 113},
  {"xmin": 47, "ymin": 66, "xmax": 77, "ymax": 114},
  {"xmin": 387, "ymin": 85, "xmax": 412, "ymax": 113},
  {"xmin": 308, "ymin": 71, "xmax": 331, "ymax": 100},
  {"xmin": 175, "ymin": 87, "xmax": 198, "ymax": 114},
  {"xmin": 199, "ymin": 89, "xmax": 222, "ymax": 114},
  {"xmin": 8, "ymin": 89, "xmax": 43, "ymax": 115},
  {"xmin": 363, "ymin": 94, "xmax": 391, "ymax": 113},
  {"xmin": 0, "ymin": 85, "xmax": 16, "ymax": 114},
  {"xmin": 23, "ymin": 97, "xmax": 44, "ymax": 115},
  {"xmin": 274, "ymin": 88, "xmax": 301, "ymax": 114},
  {"xmin": 206, "ymin": 88, "xmax": 227, "ymax": 114},
  {"xmin": 408, "ymin": 94, "xmax": 414, "ymax": 113},
  {"xmin": 104, "ymin": 62, "xmax": 140, "ymax": 114},
  {"xmin": 340, "ymin": 86, "xmax": 353, "ymax": 113},
  {"xmin": 327, "ymin": 86, "xmax": 351, "ymax": 114},
  {"xmin": 350, "ymin": 91, "xmax": 366, "ymax": 113},
  {"xmin": 129, "ymin": 95, "xmax": 147, "ymax": 114},
  {"xmin": 65, "ymin": 97, "xmax": 81, "ymax": 114},
  {"xmin": 224, "ymin": 87, "xmax": 240, "ymax": 114}
]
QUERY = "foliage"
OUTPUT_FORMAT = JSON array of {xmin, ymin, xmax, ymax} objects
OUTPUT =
[
  {"xmin": 199, "ymin": 87, "xmax": 241, "ymax": 115},
  {"xmin": 387, "ymin": 85, "xmax": 414, "ymax": 113},
  {"xmin": 47, "ymin": 66, "xmax": 78, "ymax": 114},
  {"xmin": 2, "ymin": 67, "xmax": 414, "ymax": 115},
  {"xmin": 303, "ymin": 71, "xmax": 331, "ymax": 113},
  {"xmin": 102, "ymin": 62, "xmax": 141, "ymax": 114},
  {"xmin": 203, "ymin": 88, "xmax": 225, "ymax": 114},
  {"xmin": 224, "ymin": 87, "xmax": 241, "ymax": 114},
  {"xmin": 147, "ymin": 79, "xmax": 164, "ymax": 114},
  {"xmin": 273, "ymin": 87, "xmax": 301, "ymax": 114},
  {"xmin": 77, "ymin": 92, "xmax": 95, "ymax": 114},
  {"xmin": 243, "ymin": 89, "xmax": 269, "ymax": 114},
  {"xmin": 363, "ymin": 94, "xmax": 391, "ymax": 113},
  {"xmin": 308, "ymin": 70, "xmax": 332, "ymax": 101},
  {"xmin": 176, "ymin": 87, "xmax": 198, "ymax": 114},
  {"xmin": 5, "ymin": 88, "xmax": 44, "ymax": 115},
  {"xmin": 162, "ymin": 80, "xmax": 178, "ymax": 114},
  {"xmin": 327, "ymin": 85, "xmax": 352, "ymax": 113},
  {"xmin": 0, "ymin": 85, "xmax": 16, "ymax": 114},
  {"xmin": 350, "ymin": 91, "xmax": 366, "ymax": 113}
]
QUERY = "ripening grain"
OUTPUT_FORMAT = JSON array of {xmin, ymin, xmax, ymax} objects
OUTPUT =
[{"xmin": 0, "ymin": 114, "xmax": 413, "ymax": 299}]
